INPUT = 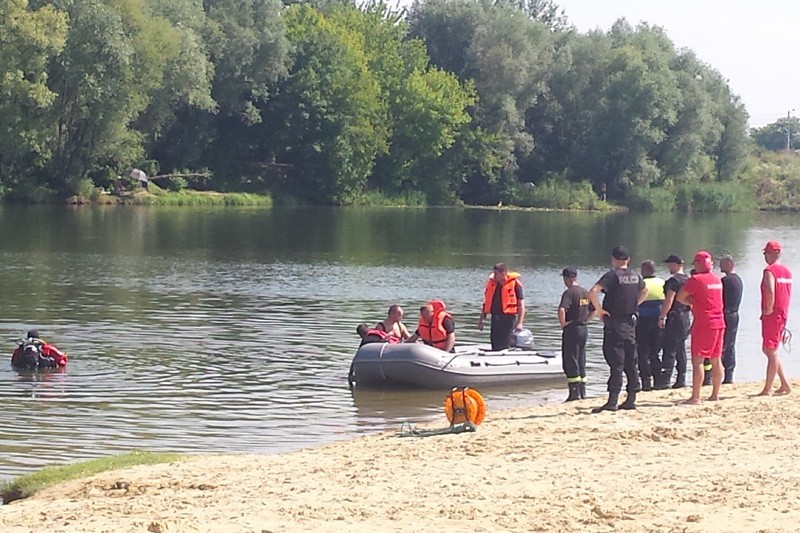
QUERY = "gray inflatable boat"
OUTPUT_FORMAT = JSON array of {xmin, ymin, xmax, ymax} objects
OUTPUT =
[{"xmin": 348, "ymin": 342, "xmax": 563, "ymax": 389}]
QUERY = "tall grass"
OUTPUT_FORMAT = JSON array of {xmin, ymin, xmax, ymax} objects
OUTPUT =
[
  {"xmin": 509, "ymin": 179, "xmax": 610, "ymax": 210},
  {"xmin": 625, "ymin": 187, "xmax": 676, "ymax": 212},
  {"xmin": 0, "ymin": 451, "xmax": 183, "ymax": 504}
]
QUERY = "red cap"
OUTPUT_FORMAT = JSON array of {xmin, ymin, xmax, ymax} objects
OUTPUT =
[
  {"xmin": 693, "ymin": 250, "xmax": 712, "ymax": 273},
  {"xmin": 764, "ymin": 240, "xmax": 782, "ymax": 253}
]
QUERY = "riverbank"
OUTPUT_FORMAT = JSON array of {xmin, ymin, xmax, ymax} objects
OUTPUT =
[{"xmin": 1, "ymin": 381, "xmax": 798, "ymax": 532}]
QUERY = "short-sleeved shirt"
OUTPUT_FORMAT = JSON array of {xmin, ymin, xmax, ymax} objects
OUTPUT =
[
  {"xmin": 682, "ymin": 272, "xmax": 725, "ymax": 330},
  {"xmin": 559, "ymin": 285, "xmax": 593, "ymax": 325},
  {"xmin": 665, "ymin": 273, "xmax": 690, "ymax": 313},
  {"xmin": 722, "ymin": 272, "xmax": 743, "ymax": 313},
  {"xmin": 491, "ymin": 281, "xmax": 524, "ymax": 315},
  {"xmin": 596, "ymin": 268, "xmax": 645, "ymax": 318}
]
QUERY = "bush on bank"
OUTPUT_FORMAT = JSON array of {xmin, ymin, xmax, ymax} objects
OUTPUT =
[{"xmin": 625, "ymin": 182, "xmax": 756, "ymax": 212}]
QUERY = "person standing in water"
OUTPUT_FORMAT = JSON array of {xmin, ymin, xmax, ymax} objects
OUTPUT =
[
  {"xmin": 558, "ymin": 267, "xmax": 594, "ymax": 401},
  {"xmin": 718, "ymin": 255, "xmax": 743, "ymax": 384},
  {"xmin": 478, "ymin": 263, "xmax": 525, "ymax": 351},
  {"xmin": 676, "ymin": 251, "xmax": 725, "ymax": 405},
  {"xmin": 758, "ymin": 241, "xmax": 792, "ymax": 396},
  {"xmin": 588, "ymin": 246, "xmax": 648, "ymax": 412}
]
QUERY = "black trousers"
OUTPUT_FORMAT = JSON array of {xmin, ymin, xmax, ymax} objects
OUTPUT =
[
  {"xmin": 636, "ymin": 316, "xmax": 662, "ymax": 384},
  {"xmin": 661, "ymin": 311, "xmax": 690, "ymax": 378},
  {"xmin": 561, "ymin": 323, "xmax": 588, "ymax": 381},
  {"xmin": 723, "ymin": 311, "xmax": 739, "ymax": 377},
  {"xmin": 602, "ymin": 319, "xmax": 640, "ymax": 394},
  {"xmin": 490, "ymin": 313, "xmax": 516, "ymax": 351}
]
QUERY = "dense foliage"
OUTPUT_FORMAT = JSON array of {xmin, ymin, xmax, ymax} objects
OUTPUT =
[{"xmin": 0, "ymin": 0, "xmax": 792, "ymax": 208}]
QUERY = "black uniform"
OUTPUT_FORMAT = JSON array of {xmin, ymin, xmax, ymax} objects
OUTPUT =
[
  {"xmin": 597, "ymin": 268, "xmax": 645, "ymax": 396},
  {"xmin": 490, "ymin": 282, "xmax": 524, "ymax": 351},
  {"xmin": 559, "ymin": 285, "xmax": 592, "ymax": 383},
  {"xmin": 721, "ymin": 272, "xmax": 743, "ymax": 383},
  {"xmin": 660, "ymin": 273, "xmax": 690, "ymax": 387}
]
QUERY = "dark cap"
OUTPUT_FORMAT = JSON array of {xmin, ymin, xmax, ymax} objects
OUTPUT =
[
  {"xmin": 561, "ymin": 267, "xmax": 578, "ymax": 278},
  {"xmin": 26, "ymin": 330, "xmax": 40, "ymax": 339},
  {"xmin": 663, "ymin": 254, "xmax": 683, "ymax": 264},
  {"xmin": 611, "ymin": 245, "xmax": 630, "ymax": 260}
]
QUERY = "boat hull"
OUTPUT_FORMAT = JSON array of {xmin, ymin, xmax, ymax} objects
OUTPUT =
[{"xmin": 350, "ymin": 342, "xmax": 563, "ymax": 389}]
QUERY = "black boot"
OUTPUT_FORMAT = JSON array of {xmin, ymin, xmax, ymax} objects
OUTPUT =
[
  {"xmin": 565, "ymin": 382, "xmax": 581, "ymax": 402},
  {"xmin": 641, "ymin": 377, "xmax": 652, "ymax": 392},
  {"xmin": 579, "ymin": 382, "xmax": 587, "ymax": 399},
  {"xmin": 619, "ymin": 391, "xmax": 637, "ymax": 410},
  {"xmin": 591, "ymin": 392, "xmax": 619, "ymax": 413},
  {"xmin": 702, "ymin": 361, "xmax": 712, "ymax": 386},
  {"xmin": 723, "ymin": 371, "xmax": 733, "ymax": 385},
  {"xmin": 672, "ymin": 374, "xmax": 686, "ymax": 389},
  {"xmin": 654, "ymin": 371, "xmax": 671, "ymax": 390}
]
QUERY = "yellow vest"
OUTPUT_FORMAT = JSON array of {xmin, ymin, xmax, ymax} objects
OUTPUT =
[{"xmin": 643, "ymin": 277, "xmax": 665, "ymax": 301}]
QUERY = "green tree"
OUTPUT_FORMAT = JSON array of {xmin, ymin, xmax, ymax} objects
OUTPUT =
[
  {"xmin": 261, "ymin": 4, "xmax": 388, "ymax": 204},
  {"xmin": 329, "ymin": 1, "xmax": 473, "ymax": 199},
  {"xmin": 752, "ymin": 116, "xmax": 800, "ymax": 152},
  {"xmin": 0, "ymin": 0, "xmax": 67, "ymax": 192}
]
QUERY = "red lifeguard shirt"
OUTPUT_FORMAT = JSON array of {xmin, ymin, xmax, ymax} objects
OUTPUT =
[
  {"xmin": 762, "ymin": 263, "xmax": 792, "ymax": 318},
  {"xmin": 683, "ymin": 272, "xmax": 725, "ymax": 331}
]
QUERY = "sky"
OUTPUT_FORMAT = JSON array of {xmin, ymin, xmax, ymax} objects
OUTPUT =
[{"xmin": 553, "ymin": 0, "xmax": 800, "ymax": 127}]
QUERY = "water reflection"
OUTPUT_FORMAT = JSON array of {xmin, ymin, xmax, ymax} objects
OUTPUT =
[{"xmin": 0, "ymin": 206, "xmax": 797, "ymax": 479}]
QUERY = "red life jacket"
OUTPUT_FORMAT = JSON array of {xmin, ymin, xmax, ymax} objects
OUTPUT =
[
  {"xmin": 361, "ymin": 328, "xmax": 399, "ymax": 345},
  {"xmin": 483, "ymin": 272, "xmax": 522, "ymax": 315},
  {"xmin": 40, "ymin": 343, "xmax": 68, "ymax": 366},
  {"xmin": 418, "ymin": 300, "xmax": 452, "ymax": 350}
]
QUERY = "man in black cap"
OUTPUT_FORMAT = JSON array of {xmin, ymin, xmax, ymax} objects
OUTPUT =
[
  {"xmin": 656, "ymin": 254, "xmax": 691, "ymax": 389},
  {"xmin": 588, "ymin": 245, "xmax": 648, "ymax": 412},
  {"xmin": 558, "ymin": 267, "xmax": 594, "ymax": 401}
]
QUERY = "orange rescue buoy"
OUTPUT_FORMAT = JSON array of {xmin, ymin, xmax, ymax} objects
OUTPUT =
[{"xmin": 444, "ymin": 387, "xmax": 486, "ymax": 426}]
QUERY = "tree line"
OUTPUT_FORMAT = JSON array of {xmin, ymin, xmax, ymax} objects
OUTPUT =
[{"xmin": 0, "ymin": 0, "xmax": 776, "ymax": 206}]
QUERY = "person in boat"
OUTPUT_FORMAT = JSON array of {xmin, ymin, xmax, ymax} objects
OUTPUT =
[
  {"xmin": 406, "ymin": 300, "xmax": 456, "ymax": 352},
  {"xmin": 636, "ymin": 260, "xmax": 665, "ymax": 392},
  {"xmin": 478, "ymin": 263, "xmax": 525, "ymax": 351},
  {"xmin": 558, "ymin": 267, "xmax": 594, "ymax": 401},
  {"xmin": 356, "ymin": 323, "xmax": 399, "ymax": 347},
  {"xmin": 588, "ymin": 245, "xmax": 648, "ymax": 413},
  {"xmin": 676, "ymin": 251, "xmax": 725, "ymax": 404},
  {"xmin": 374, "ymin": 304, "xmax": 411, "ymax": 342},
  {"xmin": 11, "ymin": 330, "xmax": 68, "ymax": 370}
]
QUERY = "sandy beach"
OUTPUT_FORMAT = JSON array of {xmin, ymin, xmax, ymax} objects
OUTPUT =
[{"xmin": 1, "ymin": 381, "xmax": 799, "ymax": 533}]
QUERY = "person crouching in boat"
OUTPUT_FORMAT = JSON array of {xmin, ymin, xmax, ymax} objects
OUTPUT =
[
  {"xmin": 406, "ymin": 300, "xmax": 456, "ymax": 352},
  {"xmin": 11, "ymin": 330, "xmax": 68, "ymax": 370},
  {"xmin": 356, "ymin": 323, "xmax": 400, "ymax": 347}
]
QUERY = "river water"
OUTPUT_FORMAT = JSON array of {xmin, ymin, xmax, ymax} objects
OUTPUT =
[{"xmin": 1, "ymin": 205, "xmax": 798, "ymax": 478}]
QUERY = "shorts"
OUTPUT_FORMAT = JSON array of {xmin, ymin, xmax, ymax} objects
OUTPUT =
[
  {"xmin": 690, "ymin": 327, "xmax": 725, "ymax": 358},
  {"xmin": 761, "ymin": 314, "xmax": 787, "ymax": 350}
]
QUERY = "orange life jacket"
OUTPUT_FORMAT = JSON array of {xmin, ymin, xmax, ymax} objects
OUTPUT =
[
  {"xmin": 483, "ymin": 272, "xmax": 522, "ymax": 315},
  {"xmin": 418, "ymin": 300, "xmax": 452, "ymax": 350}
]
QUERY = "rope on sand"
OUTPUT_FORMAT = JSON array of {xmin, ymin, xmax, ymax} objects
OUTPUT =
[{"xmin": 396, "ymin": 421, "xmax": 477, "ymax": 438}]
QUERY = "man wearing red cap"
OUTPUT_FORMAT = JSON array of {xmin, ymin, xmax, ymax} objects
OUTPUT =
[
  {"xmin": 758, "ymin": 240, "xmax": 792, "ymax": 396},
  {"xmin": 676, "ymin": 251, "xmax": 725, "ymax": 404}
]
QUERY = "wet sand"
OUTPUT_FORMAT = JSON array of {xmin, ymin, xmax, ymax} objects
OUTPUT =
[{"xmin": 1, "ymin": 381, "xmax": 799, "ymax": 532}]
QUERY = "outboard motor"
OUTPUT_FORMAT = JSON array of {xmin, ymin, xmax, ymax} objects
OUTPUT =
[{"xmin": 513, "ymin": 329, "xmax": 535, "ymax": 350}]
